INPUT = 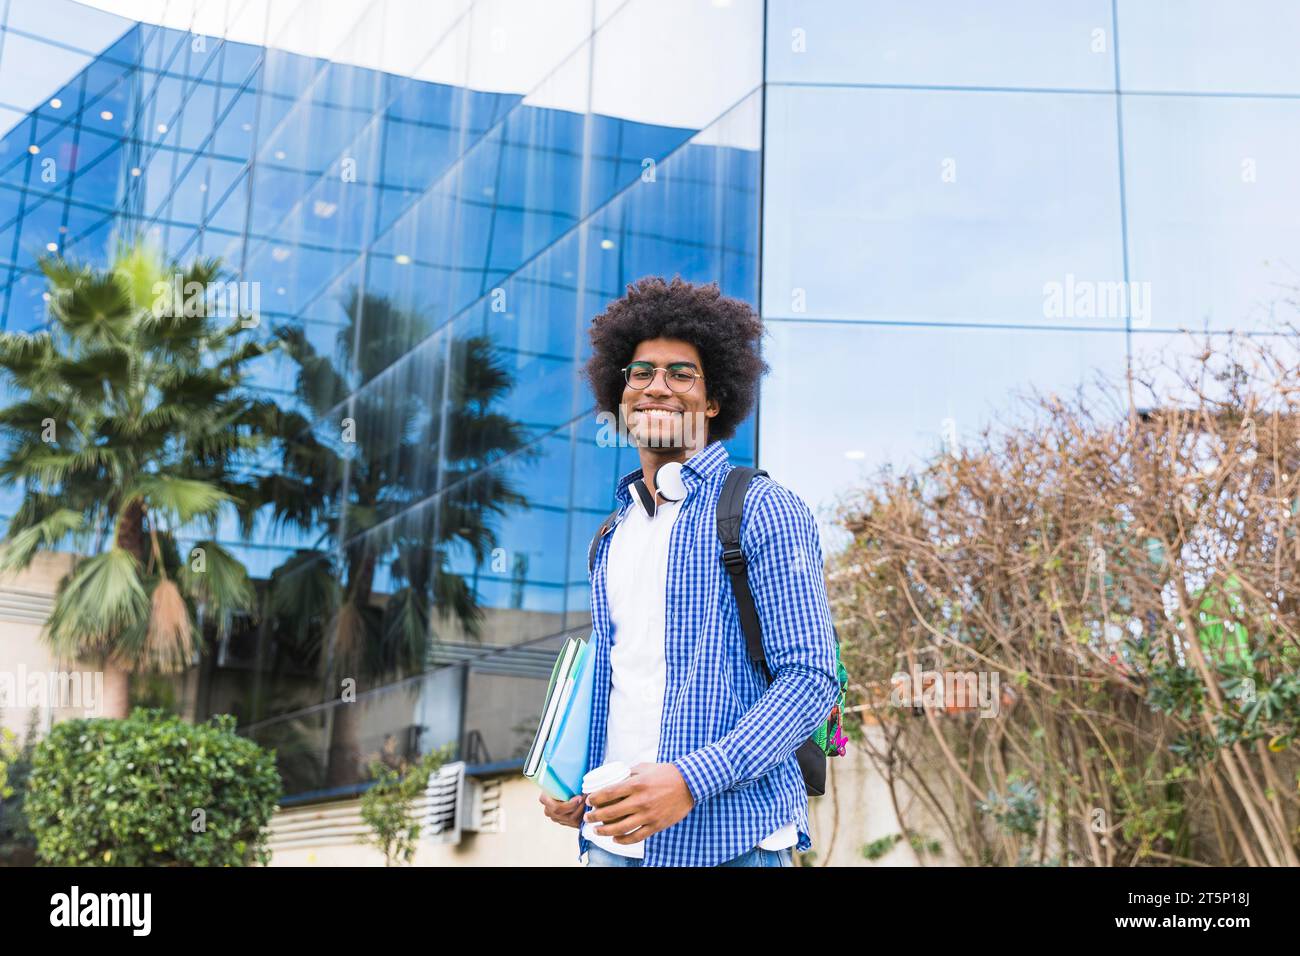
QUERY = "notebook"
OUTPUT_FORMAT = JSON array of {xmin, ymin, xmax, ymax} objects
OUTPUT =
[
  {"xmin": 523, "ymin": 634, "xmax": 595, "ymax": 801},
  {"xmin": 524, "ymin": 637, "xmax": 579, "ymax": 777}
]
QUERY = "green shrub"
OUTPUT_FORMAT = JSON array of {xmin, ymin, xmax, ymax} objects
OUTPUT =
[
  {"xmin": 360, "ymin": 746, "xmax": 453, "ymax": 866},
  {"xmin": 0, "ymin": 714, "xmax": 39, "ymax": 866},
  {"xmin": 25, "ymin": 707, "xmax": 281, "ymax": 866},
  {"xmin": 0, "ymin": 726, "xmax": 17, "ymax": 800}
]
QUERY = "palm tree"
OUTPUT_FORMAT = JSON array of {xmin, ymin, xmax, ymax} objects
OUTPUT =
[
  {"xmin": 0, "ymin": 243, "xmax": 279, "ymax": 717},
  {"xmin": 263, "ymin": 289, "xmax": 537, "ymax": 785}
]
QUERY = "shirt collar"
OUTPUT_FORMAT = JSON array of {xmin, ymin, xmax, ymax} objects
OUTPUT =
[{"xmin": 614, "ymin": 439, "xmax": 731, "ymax": 507}]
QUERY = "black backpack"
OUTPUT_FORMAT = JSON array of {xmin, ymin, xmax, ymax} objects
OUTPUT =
[{"xmin": 587, "ymin": 465, "xmax": 845, "ymax": 797}]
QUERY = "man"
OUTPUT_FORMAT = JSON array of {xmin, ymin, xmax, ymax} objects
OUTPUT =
[{"xmin": 538, "ymin": 276, "xmax": 839, "ymax": 867}]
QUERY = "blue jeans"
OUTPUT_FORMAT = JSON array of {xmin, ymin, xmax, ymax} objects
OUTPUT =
[{"xmin": 585, "ymin": 843, "xmax": 794, "ymax": 867}]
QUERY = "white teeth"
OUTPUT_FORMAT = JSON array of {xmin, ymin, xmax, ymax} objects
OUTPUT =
[{"xmin": 639, "ymin": 408, "xmax": 680, "ymax": 416}]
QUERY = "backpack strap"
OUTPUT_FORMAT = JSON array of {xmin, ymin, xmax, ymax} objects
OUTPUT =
[
  {"xmin": 716, "ymin": 466, "xmax": 770, "ymax": 680},
  {"xmin": 587, "ymin": 507, "xmax": 623, "ymax": 576}
]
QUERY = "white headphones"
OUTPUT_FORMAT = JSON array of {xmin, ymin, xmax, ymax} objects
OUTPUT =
[{"xmin": 631, "ymin": 460, "xmax": 687, "ymax": 517}]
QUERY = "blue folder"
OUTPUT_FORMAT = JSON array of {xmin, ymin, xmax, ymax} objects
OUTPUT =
[{"xmin": 530, "ymin": 636, "xmax": 595, "ymax": 801}]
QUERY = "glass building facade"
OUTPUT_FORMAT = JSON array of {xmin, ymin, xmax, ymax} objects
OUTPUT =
[{"xmin": 1, "ymin": 0, "xmax": 1295, "ymax": 798}]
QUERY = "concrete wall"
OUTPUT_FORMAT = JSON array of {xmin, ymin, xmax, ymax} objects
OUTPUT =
[{"xmin": 806, "ymin": 724, "xmax": 963, "ymax": 867}]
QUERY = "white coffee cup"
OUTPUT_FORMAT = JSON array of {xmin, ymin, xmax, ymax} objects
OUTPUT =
[
  {"xmin": 582, "ymin": 761, "xmax": 640, "ymax": 837},
  {"xmin": 582, "ymin": 761, "xmax": 631, "ymax": 796}
]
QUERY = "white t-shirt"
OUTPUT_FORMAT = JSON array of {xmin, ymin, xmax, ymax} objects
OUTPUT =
[{"xmin": 581, "ymin": 482, "xmax": 797, "ymax": 858}]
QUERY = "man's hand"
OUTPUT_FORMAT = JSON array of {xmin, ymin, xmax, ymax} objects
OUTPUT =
[
  {"xmin": 539, "ymin": 792, "xmax": 585, "ymax": 828},
  {"xmin": 583, "ymin": 762, "xmax": 695, "ymax": 844}
]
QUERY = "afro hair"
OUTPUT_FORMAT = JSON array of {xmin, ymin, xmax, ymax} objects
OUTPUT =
[{"xmin": 582, "ymin": 276, "xmax": 768, "ymax": 442}]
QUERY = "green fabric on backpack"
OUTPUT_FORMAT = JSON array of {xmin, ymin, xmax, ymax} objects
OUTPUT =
[{"xmin": 812, "ymin": 647, "xmax": 850, "ymax": 756}]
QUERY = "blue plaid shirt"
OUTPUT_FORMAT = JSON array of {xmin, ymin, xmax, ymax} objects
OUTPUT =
[{"xmin": 578, "ymin": 439, "xmax": 840, "ymax": 866}]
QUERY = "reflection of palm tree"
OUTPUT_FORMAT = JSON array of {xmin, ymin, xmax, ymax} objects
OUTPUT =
[
  {"xmin": 263, "ymin": 290, "xmax": 537, "ymax": 786},
  {"xmin": 0, "ymin": 247, "xmax": 272, "ymax": 715}
]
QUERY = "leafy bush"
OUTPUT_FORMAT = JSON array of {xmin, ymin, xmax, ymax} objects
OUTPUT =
[
  {"xmin": 0, "ymin": 713, "xmax": 39, "ymax": 866},
  {"xmin": 0, "ymin": 726, "xmax": 17, "ymax": 800},
  {"xmin": 25, "ymin": 708, "xmax": 281, "ymax": 866}
]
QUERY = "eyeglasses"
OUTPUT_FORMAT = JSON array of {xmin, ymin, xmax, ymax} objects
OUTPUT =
[{"xmin": 621, "ymin": 361, "xmax": 703, "ymax": 394}]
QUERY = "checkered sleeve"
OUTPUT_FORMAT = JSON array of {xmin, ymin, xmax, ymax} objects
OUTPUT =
[{"xmin": 673, "ymin": 481, "xmax": 840, "ymax": 804}]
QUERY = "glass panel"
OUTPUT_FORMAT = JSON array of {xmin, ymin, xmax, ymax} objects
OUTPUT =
[
  {"xmin": 211, "ymin": 83, "xmax": 258, "ymax": 159},
  {"xmin": 168, "ymin": 154, "xmax": 209, "ymax": 226},
  {"xmin": 177, "ymin": 80, "xmax": 217, "ymax": 151},
  {"xmin": 762, "ymin": 85, "xmax": 1124, "ymax": 327},
  {"xmin": 766, "ymin": 0, "xmax": 1114, "ymax": 89},
  {"xmin": 1122, "ymin": 94, "xmax": 1300, "ymax": 332},
  {"xmin": 1118, "ymin": 0, "xmax": 1300, "ymax": 94},
  {"xmin": 65, "ymin": 208, "xmax": 114, "ymax": 260}
]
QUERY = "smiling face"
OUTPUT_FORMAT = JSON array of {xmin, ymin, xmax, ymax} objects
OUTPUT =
[{"xmin": 620, "ymin": 337, "xmax": 719, "ymax": 453}]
